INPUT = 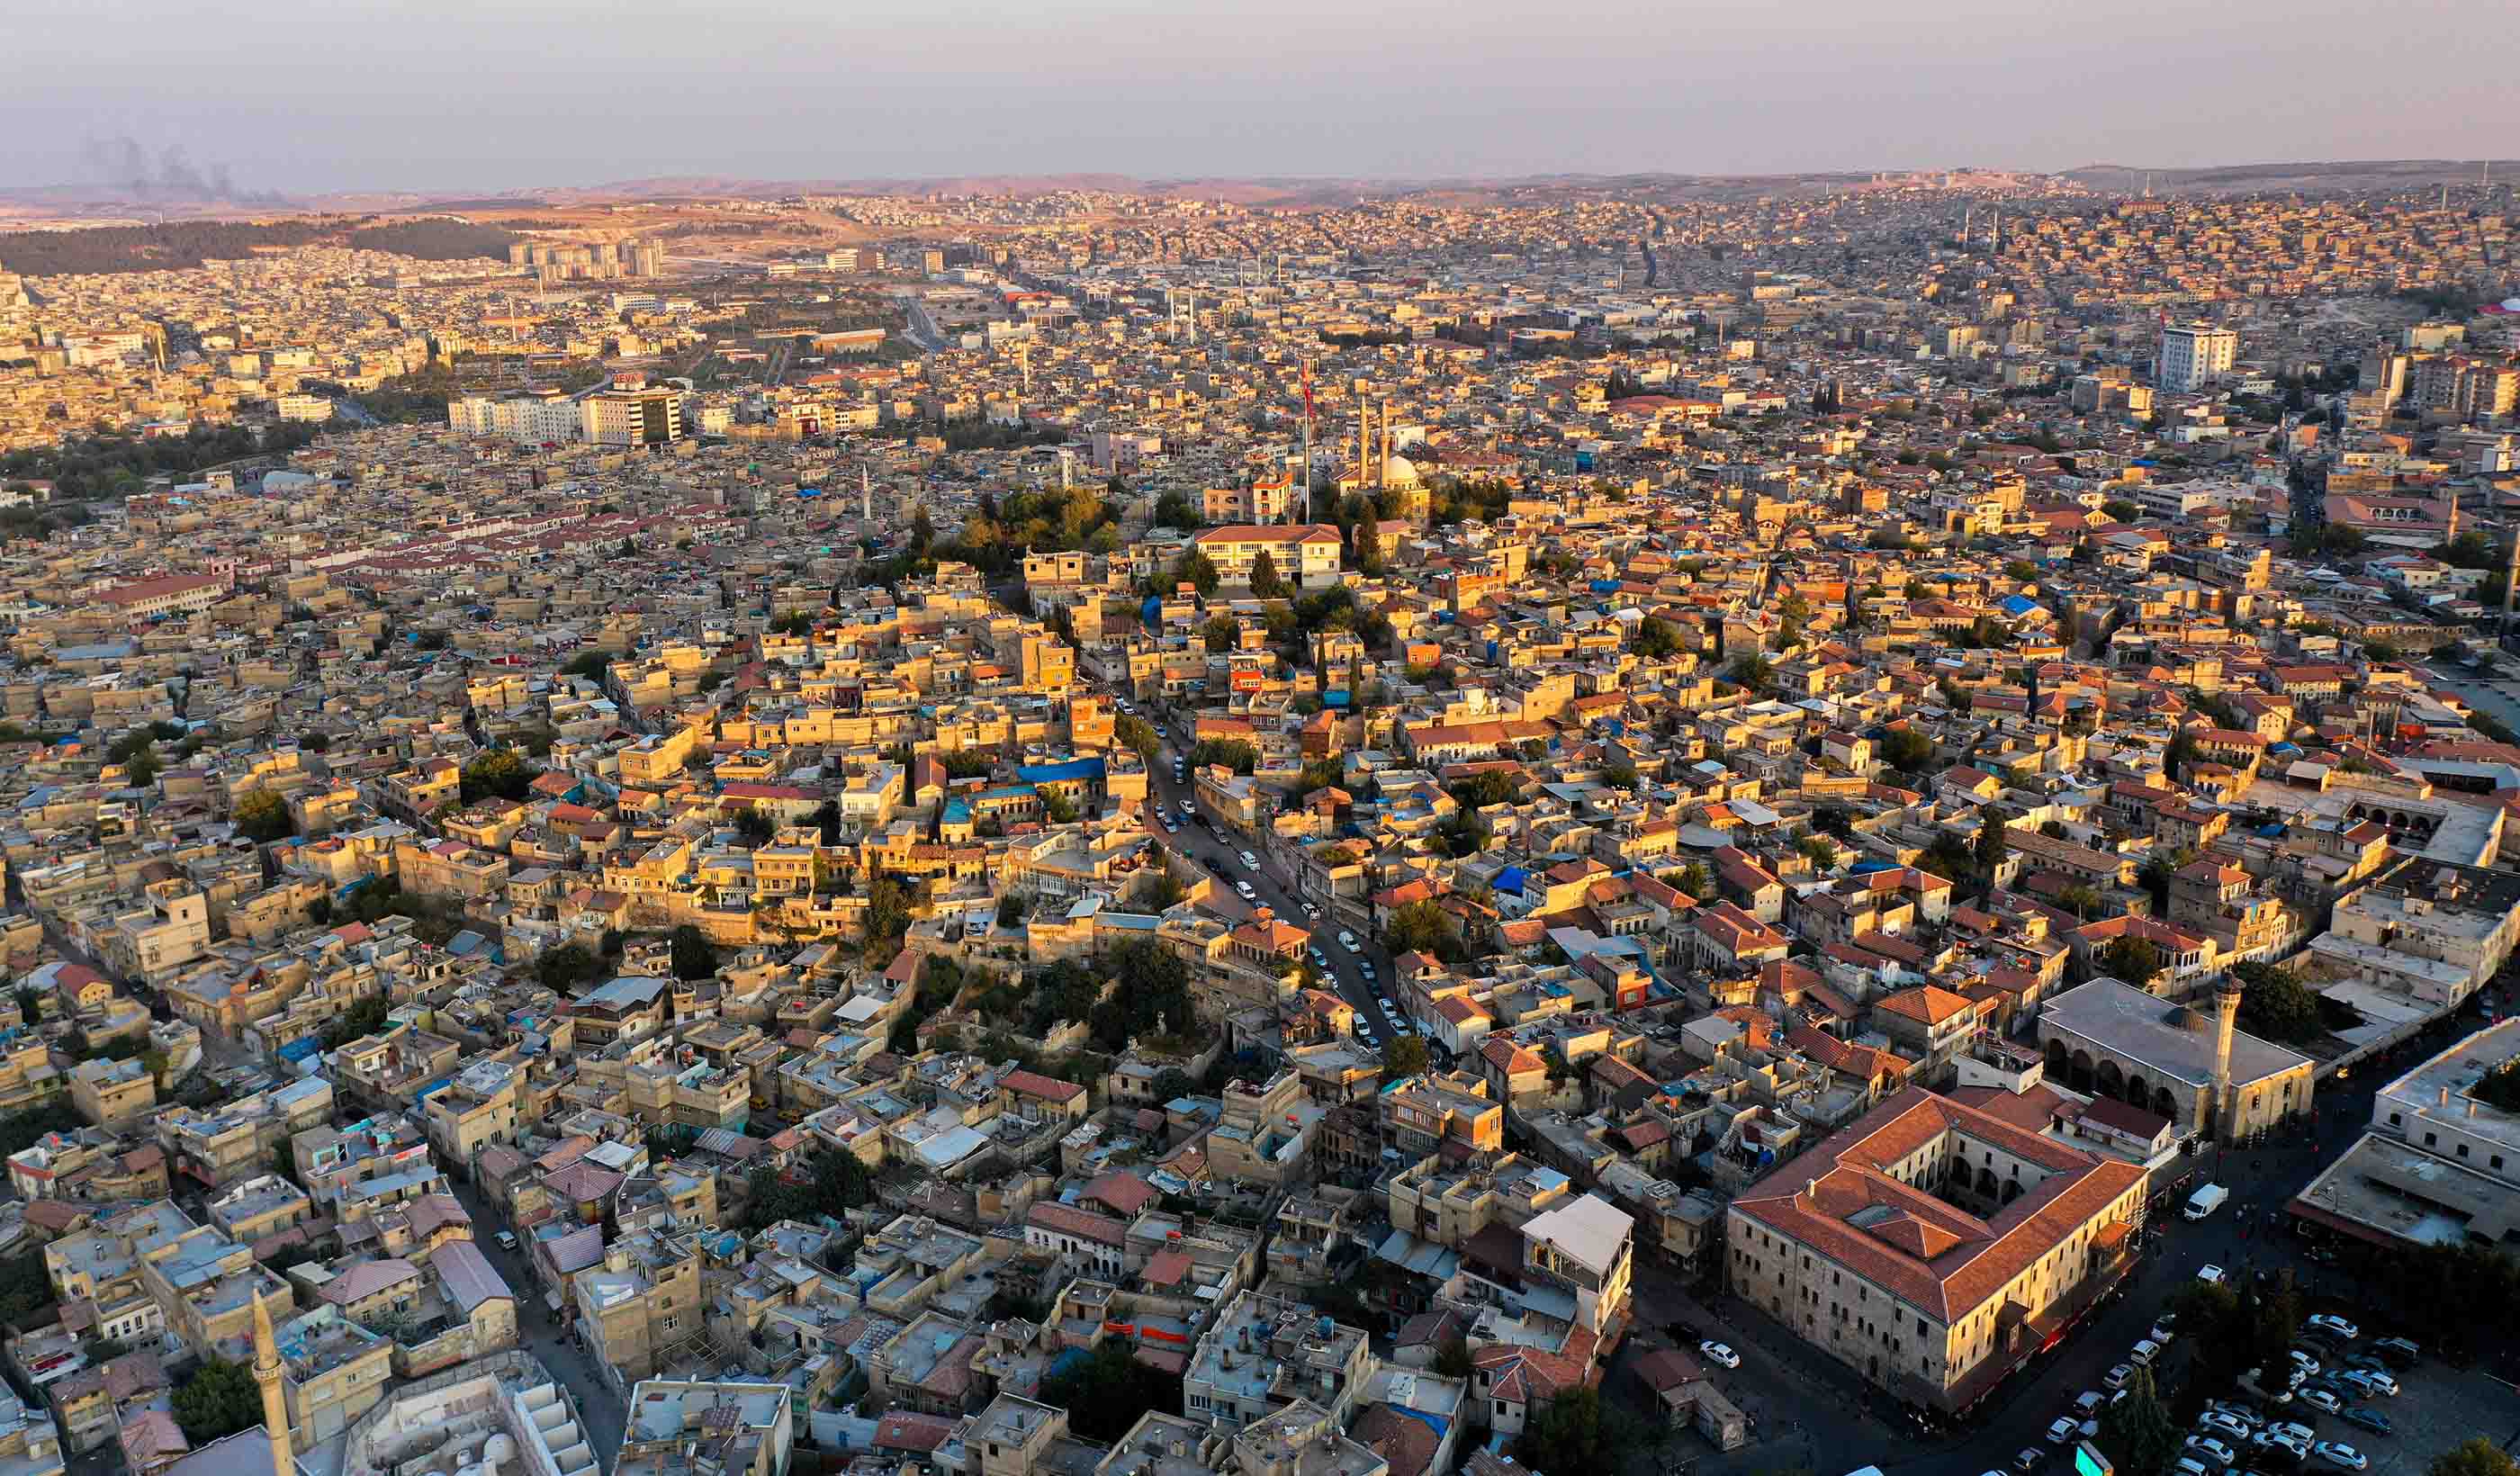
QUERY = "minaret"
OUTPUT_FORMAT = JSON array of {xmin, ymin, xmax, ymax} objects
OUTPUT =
[
  {"xmin": 253, "ymin": 1291, "xmax": 293, "ymax": 1476},
  {"xmin": 1378, "ymin": 399, "xmax": 1392, "ymax": 490},
  {"xmin": 2210, "ymin": 978, "xmax": 2244, "ymax": 1143}
]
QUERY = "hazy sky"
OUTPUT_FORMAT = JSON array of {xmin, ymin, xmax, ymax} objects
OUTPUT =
[{"xmin": 10, "ymin": 0, "xmax": 2517, "ymax": 194}]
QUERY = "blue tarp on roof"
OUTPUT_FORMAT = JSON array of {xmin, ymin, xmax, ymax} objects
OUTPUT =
[
  {"xmin": 1590, "ymin": 580, "xmax": 1623, "ymax": 593},
  {"xmin": 1850, "ymin": 858, "xmax": 1899, "ymax": 875},
  {"xmin": 1494, "ymin": 865, "xmax": 1528, "ymax": 895},
  {"xmin": 1323, "ymin": 690, "xmax": 1351, "ymax": 708},
  {"xmin": 277, "ymin": 1037, "xmax": 321, "ymax": 1064},
  {"xmin": 1016, "ymin": 757, "xmax": 1105, "ymax": 784},
  {"xmin": 1999, "ymin": 595, "xmax": 2039, "ymax": 616}
]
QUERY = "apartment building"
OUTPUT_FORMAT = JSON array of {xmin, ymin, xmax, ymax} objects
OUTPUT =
[
  {"xmin": 2293, "ymin": 1017, "xmax": 2520, "ymax": 1249},
  {"xmin": 67, "ymin": 1058, "xmax": 154, "ymax": 1127},
  {"xmin": 1188, "ymin": 525, "xmax": 1343, "ymax": 585},
  {"xmin": 572, "ymin": 1228, "xmax": 703, "ymax": 1381},
  {"xmin": 2156, "ymin": 322, "xmax": 2237, "ymax": 392}
]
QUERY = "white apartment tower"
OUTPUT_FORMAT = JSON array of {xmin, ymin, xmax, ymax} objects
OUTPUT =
[{"xmin": 2157, "ymin": 321, "xmax": 2238, "ymax": 392}]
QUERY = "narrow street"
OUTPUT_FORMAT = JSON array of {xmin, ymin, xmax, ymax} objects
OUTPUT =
[
  {"xmin": 1133, "ymin": 712, "xmax": 1409, "ymax": 1048},
  {"xmin": 445, "ymin": 1176, "xmax": 628, "ymax": 1468}
]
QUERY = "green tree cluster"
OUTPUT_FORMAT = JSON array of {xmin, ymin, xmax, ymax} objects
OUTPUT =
[
  {"xmin": 233, "ymin": 788, "xmax": 294, "ymax": 842},
  {"xmin": 460, "ymin": 748, "xmax": 539, "ymax": 803},
  {"xmin": 1038, "ymin": 1338, "xmax": 1184, "ymax": 1443},
  {"xmin": 172, "ymin": 1356, "xmax": 265, "ymax": 1444}
]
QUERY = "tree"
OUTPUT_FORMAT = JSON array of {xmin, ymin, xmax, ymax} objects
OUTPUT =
[
  {"xmin": 1727, "ymin": 653, "xmax": 1775, "ymax": 692},
  {"xmin": 1202, "ymin": 616, "xmax": 1239, "ymax": 653},
  {"xmin": 233, "ymin": 788, "xmax": 293, "ymax": 842},
  {"xmin": 2433, "ymin": 1438, "xmax": 2520, "ymax": 1476},
  {"xmin": 1115, "ymin": 715, "xmax": 1160, "ymax": 760},
  {"xmin": 1880, "ymin": 729, "xmax": 1935, "ymax": 772},
  {"xmin": 1168, "ymin": 549, "xmax": 1220, "ymax": 596},
  {"xmin": 1249, "ymin": 548, "xmax": 1288, "ymax": 599},
  {"xmin": 1038, "ymin": 1336, "xmax": 1183, "ymax": 1443},
  {"xmin": 537, "ymin": 943, "xmax": 600, "ymax": 992},
  {"xmin": 1433, "ymin": 1337, "xmax": 1474, "ymax": 1379},
  {"xmin": 733, "ymin": 807, "xmax": 776, "ymax": 844},
  {"xmin": 2232, "ymin": 961, "xmax": 2325, "ymax": 1044},
  {"xmin": 460, "ymin": 747, "xmax": 537, "ymax": 803},
  {"xmin": 2102, "ymin": 499, "xmax": 2141, "ymax": 522},
  {"xmin": 1384, "ymin": 900, "xmax": 1451, "ymax": 958},
  {"xmin": 1634, "ymin": 616, "xmax": 1683, "ymax": 658},
  {"xmin": 1514, "ymin": 1388, "xmax": 1632, "ymax": 1473},
  {"xmin": 1153, "ymin": 490, "xmax": 1198, "ymax": 530},
  {"xmin": 2097, "ymin": 936, "xmax": 2164, "ymax": 988},
  {"xmin": 669, "ymin": 924, "xmax": 719, "ymax": 981},
  {"xmin": 1189, "ymin": 738, "xmax": 1259, "ymax": 775},
  {"xmin": 1974, "ymin": 817, "xmax": 2010, "ymax": 897},
  {"xmin": 172, "ymin": 1356, "xmax": 264, "ymax": 1444},
  {"xmin": 2095, "ymin": 1366, "xmax": 2181, "ymax": 1476},
  {"xmin": 1381, "ymin": 1035, "xmax": 1430, "ymax": 1081},
  {"xmin": 996, "ymin": 893, "xmax": 1029, "ymax": 928}
]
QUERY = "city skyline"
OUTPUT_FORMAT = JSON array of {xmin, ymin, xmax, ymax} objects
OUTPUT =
[{"xmin": 10, "ymin": 0, "xmax": 2519, "ymax": 194}]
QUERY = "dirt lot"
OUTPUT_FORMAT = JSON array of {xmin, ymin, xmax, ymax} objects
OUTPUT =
[{"xmin": 2336, "ymin": 1359, "xmax": 2520, "ymax": 1476}]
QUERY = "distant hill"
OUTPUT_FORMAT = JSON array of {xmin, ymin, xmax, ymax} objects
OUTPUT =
[
  {"xmin": 0, "ymin": 215, "xmax": 520, "ymax": 276},
  {"xmin": 2064, "ymin": 159, "xmax": 2519, "ymax": 195}
]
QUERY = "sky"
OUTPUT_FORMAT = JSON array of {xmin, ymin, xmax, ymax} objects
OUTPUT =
[{"xmin": 8, "ymin": 0, "xmax": 2518, "ymax": 195}]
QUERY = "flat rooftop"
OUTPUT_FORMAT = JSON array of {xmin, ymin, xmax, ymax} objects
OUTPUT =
[
  {"xmin": 2376, "ymin": 1016, "xmax": 2520, "ymax": 1155},
  {"xmin": 2041, "ymin": 976, "xmax": 2310, "ymax": 1089},
  {"xmin": 2291, "ymin": 1130, "xmax": 2519, "ymax": 1247}
]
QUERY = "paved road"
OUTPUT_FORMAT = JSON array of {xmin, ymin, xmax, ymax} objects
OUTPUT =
[
  {"xmin": 1124, "ymin": 706, "xmax": 1410, "ymax": 1051},
  {"xmin": 446, "ymin": 1178, "xmax": 627, "ymax": 1468}
]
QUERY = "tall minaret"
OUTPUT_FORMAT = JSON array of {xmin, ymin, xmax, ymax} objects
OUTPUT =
[
  {"xmin": 2210, "ymin": 978, "xmax": 2244, "ymax": 1143},
  {"xmin": 253, "ymin": 1291, "xmax": 293, "ymax": 1476}
]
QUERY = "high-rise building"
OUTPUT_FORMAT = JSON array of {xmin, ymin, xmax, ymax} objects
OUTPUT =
[
  {"xmin": 2156, "ymin": 321, "xmax": 2238, "ymax": 392},
  {"xmin": 580, "ymin": 386, "xmax": 683, "ymax": 448}
]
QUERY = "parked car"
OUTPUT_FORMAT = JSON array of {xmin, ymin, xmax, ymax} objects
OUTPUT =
[
  {"xmin": 2150, "ymin": 1320, "xmax": 2179, "ymax": 1345},
  {"xmin": 2368, "ymin": 1337, "xmax": 2421, "ymax": 1369},
  {"xmin": 2184, "ymin": 1437, "xmax": 2237, "ymax": 1467},
  {"xmin": 2289, "ymin": 1350, "xmax": 2323, "ymax": 1377},
  {"xmin": 2297, "ymin": 1389, "xmax": 2342, "ymax": 1415},
  {"xmin": 1358, "ymin": 959, "xmax": 1376, "ymax": 978},
  {"xmin": 2305, "ymin": 1314, "xmax": 2360, "ymax": 1341},
  {"xmin": 2014, "ymin": 1450, "xmax": 2046, "ymax": 1474},
  {"xmin": 2198, "ymin": 1264, "xmax": 2228, "ymax": 1284},
  {"xmin": 2205, "ymin": 1401, "xmax": 2261, "ymax": 1431},
  {"xmin": 2332, "ymin": 1371, "xmax": 2391, "ymax": 1400},
  {"xmin": 1338, "ymin": 932, "xmax": 1360, "ymax": 951},
  {"xmin": 2338, "ymin": 1408, "xmax": 2391, "ymax": 1436},
  {"xmin": 1698, "ymin": 1341, "xmax": 1742, "ymax": 1369},
  {"xmin": 2196, "ymin": 1413, "xmax": 2252, "ymax": 1443},
  {"xmin": 2131, "ymin": 1338, "xmax": 2164, "ymax": 1366},
  {"xmin": 2047, "ymin": 1418, "xmax": 2081, "ymax": 1445},
  {"xmin": 495, "ymin": 1229, "xmax": 520, "ymax": 1251},
  {"xmin": 2266, "ymin": 1423, "xmax": 2317, "ymax": 1448},
  {"xmin": 2313, "ymin": 1444, "xmax": 2367, "ymax": 1472},
  {"xmin": 2105, "ymin": 1364, "xmax": 2136, "ymax": 1391}
]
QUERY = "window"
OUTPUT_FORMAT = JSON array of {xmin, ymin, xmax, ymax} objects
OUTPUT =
[
  {"xmin": 1496, "ymin": 1400, "xmax": 1509, "ymax": 1415},
  {"xmin": 2458, "ymin": 1144, "xmax": 2470, "ymax": 1158},
  {"xmin": 2426, "ymin": 1132, "xmax": 2437, "ymax": 1148}
]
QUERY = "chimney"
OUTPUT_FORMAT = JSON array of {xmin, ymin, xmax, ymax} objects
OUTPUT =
[{"xmin": 2210, "ymin": 979, "xmax": 2243, "ymax": 1143}]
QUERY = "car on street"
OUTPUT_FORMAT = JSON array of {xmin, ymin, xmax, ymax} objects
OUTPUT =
[
  {"xmin": 1160, "ymin": 816, "xmax": 1178, "ymax": 832},
  {"xmin": 2184, "ymin": 1438, "xmax": 2236, "ymax": 1467},
  {"xmin": 2104, "ymin": 1364, "xmax": 2135, "ymax": 1390},
  {"xmin": 2313, "ymin": 1444, "xmax": 2367, "ymax": 1472},
  {"xmin": 2338, "ymin": 1408, "xmax": 2391, "ymax": 1436},
  {"xmin": 1358, "ymin": 959, "xmax": 1376, "ymax": 979},
  {"xmin": 2131, "ymin": 1337, "xmax": 2164, "ymax": 1366},
  {"xmin": 2296, "ymin": 1389, "xmax": 2341, "ymax": 1416},
  {"xmin": 1179, "ymin": 799, "xmax": 1196, "ymax": 815},
  {"xmin": 2150, "ymin": 1320, "xmax": 2178, "ymax": 1345},
  {"xmin": 495, "ymin": 1229, "xmax": 520, "ymax": 1251},
  {"xmin": 2305, "ymin": 1314, "xmax": 2359, "ymax": 1341},
  {"xmin": 1698, "ymin": 1341, "xmax": 1741, "ymax": 1369},
  {"xmin": 1238, "ymin": 850, "xmax": 1259, "ymax": 870},
  {"xmin": 1300, "ymin": 901, "xmax": 1319, "ymax": 917},
  {"xmin": 1338, "ymin": 932, "xmax": 1360, "ymax": 951},
  {"xmin": 2198, "ymin": 1264, "xmax": 2228, "ymax": 1284},
  {"xmin": 2047, "ymin": 1418, "xmax": 2081, "ymax": 1445},
  {"xmin": 2013, "ymin": 1449, "xmax": 2046, "ymax": 1474}
]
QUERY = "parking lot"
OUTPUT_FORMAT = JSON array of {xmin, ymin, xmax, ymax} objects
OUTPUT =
[{"xmin": 2346, "ymin": 1359, "xmax": 2520, "ymax": 1476}]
